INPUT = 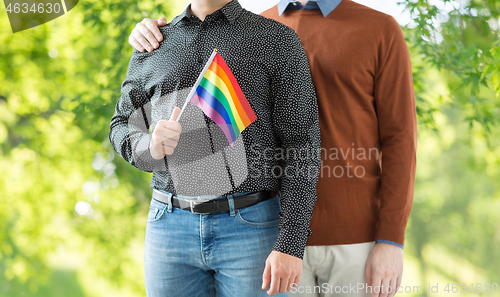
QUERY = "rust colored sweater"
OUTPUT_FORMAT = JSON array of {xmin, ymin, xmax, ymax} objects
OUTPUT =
[{"xmin": 262, "ymin": 0, "xmax": 417, "ymax": 246}]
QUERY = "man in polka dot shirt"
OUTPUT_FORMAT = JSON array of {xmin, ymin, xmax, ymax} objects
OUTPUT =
[
  {"xmin": 111, "ymin": 0, "xmax": 324, "ymax": 296},
  {"xmin": 129, "ymin": 0, "xmax": 418, "ymax": 297}
]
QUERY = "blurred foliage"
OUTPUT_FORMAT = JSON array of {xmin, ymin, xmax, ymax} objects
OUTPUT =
[
  {"xmin": 0, "ymin": 0, "xmax": 181, "ymax": 296},
  {"xmin": 0, "ymin": 0, "xmax": 499, "ymax": 296},
  {"xmin": 401, "ymin": 0, "xmax": 500, "ymax": 293},
  {"xmin": 403, "ymin": 0, "xmax": 500, "ymax": 132}
]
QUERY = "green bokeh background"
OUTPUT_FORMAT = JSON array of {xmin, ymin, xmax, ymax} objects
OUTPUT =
[{"xmin": 1, "ymin": 1, "xmax": 499, "ymax": 296}]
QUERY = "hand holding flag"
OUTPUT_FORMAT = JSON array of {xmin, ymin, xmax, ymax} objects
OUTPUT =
[{"xmin": 149, "ymin": 107, "xmax": 182, "ymax": 159}]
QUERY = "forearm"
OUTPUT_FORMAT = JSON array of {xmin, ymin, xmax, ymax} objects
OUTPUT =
[
  {"xmin": 273, "ymin": 182, "xmax": 318, "ymax": 259},
  {"xmin": 109, "ymin": 116, "xmax": 166, "ymax": 173},
  {"xmin": 272, "ymin": 111, "xmax": 321, "ymax": 259},
  {"xmin": 376, "ymin": 139, "xmax": 416, "ymax": 245},
  {"xmin": 110, "ymin": 60, "xmax": 167, "ymax": 173}
]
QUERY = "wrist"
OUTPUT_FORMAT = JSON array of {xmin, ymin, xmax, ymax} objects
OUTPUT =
[{"xmin": 149, "ymin": 137, "xmax": 162, "ymax": 160}]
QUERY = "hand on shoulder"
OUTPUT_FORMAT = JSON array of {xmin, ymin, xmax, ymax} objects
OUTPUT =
[{"xmin": 129, "ymin": 17, "xmax": 168, "ymax": 52}]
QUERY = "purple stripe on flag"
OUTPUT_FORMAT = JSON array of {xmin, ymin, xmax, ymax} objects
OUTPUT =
[{"xmin": 192, "ymin": 94, "xmax": 236, "ymax": 147}]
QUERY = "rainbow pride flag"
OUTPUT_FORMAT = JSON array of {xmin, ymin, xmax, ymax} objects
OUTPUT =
[{"xmin": 187, "ymin": 49, "xmax": 257, "ymax": 147}]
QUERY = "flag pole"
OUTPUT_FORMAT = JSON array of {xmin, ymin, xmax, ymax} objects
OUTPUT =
[{"xmin": 176, "ymin": 48, "xmax": 218, "ymax": 122}]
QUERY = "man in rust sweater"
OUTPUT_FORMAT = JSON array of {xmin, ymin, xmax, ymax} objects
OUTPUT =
[{"xmin": 128, "ymin": 0, "xmax": 417, "ymax": 296}]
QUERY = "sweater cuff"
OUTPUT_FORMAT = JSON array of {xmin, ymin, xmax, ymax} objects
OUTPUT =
[
  {"xmin": 375, "ymin": 239, "xmax": 404, "ymax": 249},
  {"xmin": 272, "ymin": 227, "xmax": 309, "ymax": 259},
  {"xmin": 375, "ymin": 220, "xmax": 407, "ymax": 246}
]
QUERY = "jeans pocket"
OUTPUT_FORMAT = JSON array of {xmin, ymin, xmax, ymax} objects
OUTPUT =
[
  {"xmin": 147, "ymin": 198, "xmax": 168, "ymax": 224},
  {"xmin": 236, "ymin": 196, "xmax": 280, "ymax": 227}
]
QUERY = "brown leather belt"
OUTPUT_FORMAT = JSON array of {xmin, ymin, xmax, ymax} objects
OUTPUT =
[{"xmin": 152, "ymin": 190, "xmax": 279, "ymax": 215}]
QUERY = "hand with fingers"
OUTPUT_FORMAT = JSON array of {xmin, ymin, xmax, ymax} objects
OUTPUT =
[
  {"xmin": 262, "ymin": 251, "xmax": 302, "ymax": 296},
  {"xmin": 365, "ymin": 243, "xmax": 404, "ymax": 297},
  {"xmin": 129, "ymin": 17, "xmax": 168, "ymax": 52},
  {"xmin": 149, "ymin": 107, "xmax": 182, "ymax": 159}
]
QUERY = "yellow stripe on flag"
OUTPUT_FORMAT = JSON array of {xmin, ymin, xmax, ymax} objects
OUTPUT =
[{"xmin": 204, "ymin": 68, "xmax": 245, "ymax": 130}]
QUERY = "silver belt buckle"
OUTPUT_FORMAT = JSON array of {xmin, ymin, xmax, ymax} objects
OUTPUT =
[{"xmin": 189, "ymin": 199, "xmax": 212, "ymax": 214}]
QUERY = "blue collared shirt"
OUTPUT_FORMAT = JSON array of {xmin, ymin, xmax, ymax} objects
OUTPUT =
[
  {"xmin": 277, "ymin": 0, "xmax": 342, "ymax": 17},
  {"xmin": 276, "ymin": 0, "xmax": 405, "ymax": 251}
]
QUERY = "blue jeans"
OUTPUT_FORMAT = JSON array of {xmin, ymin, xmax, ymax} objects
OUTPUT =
[{"xmin": 144, "ymin": 192, "xmax": 287, "ymax": 297}]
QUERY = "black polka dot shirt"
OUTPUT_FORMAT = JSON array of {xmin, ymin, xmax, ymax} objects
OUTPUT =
[{"xmin": 109, "ymin": 0, "xmax": 321, "ymax": 259}]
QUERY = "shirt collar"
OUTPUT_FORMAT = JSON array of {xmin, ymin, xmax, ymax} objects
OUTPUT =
[
  {"xmin": 277, "ymin": 0, "xmax": 342, "ymax": 17},
  {"xmin": 171, "ymin": 0, "xmax": 244, "ymax": 26}
]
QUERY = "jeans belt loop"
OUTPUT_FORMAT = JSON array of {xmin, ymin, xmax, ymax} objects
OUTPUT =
[
  {"xmin": 227, "ymin": 195, "xmax": 236, "ymax": 217},
  {"xmin": 167, "ymin": 193, "xmax": 174, "ymax": 213}
]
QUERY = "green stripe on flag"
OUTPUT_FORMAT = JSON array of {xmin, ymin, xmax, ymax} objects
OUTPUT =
[{"xmin": 199, "ymin": 78, "xmax": 241, "ymax": 137}]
